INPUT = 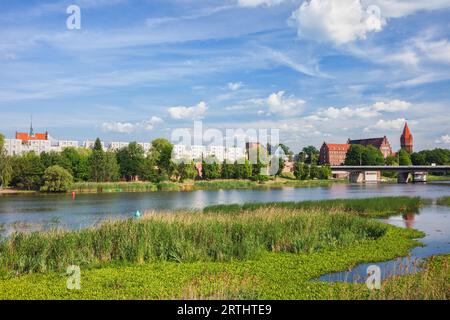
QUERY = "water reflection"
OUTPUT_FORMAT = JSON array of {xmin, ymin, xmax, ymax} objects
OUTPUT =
[{"xmin": 402, "ymin": 212, "xmax": 416, "ymax": 229}]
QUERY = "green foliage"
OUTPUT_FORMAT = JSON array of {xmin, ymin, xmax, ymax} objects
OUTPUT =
[
  {"xmin": 10, "ymin": 152, "xmax": 44, "ymax": 190},
  {"xmin": 318, "ymin": 165, "xmax": 331, "ymax": 180},
  {"xmin": 0, "ymin": 207, "xmax": 388, "ymax": 274},
  {"xmin": 116, "ymin": 142, "xmax": 145, "ymax": 181},
  {"xmin": 398, "ymin": 149, "xmax": 413, "ymax": 166},
  {"xmin": 61, "ymin": 147, "xmax": 91, "ymax": 182},
  {"xmin": 203, "ymin": 197, "xmax": 424, "ymax": 218},
  {"xmin": 40, "ymin": 165, "xmax": 74, "ymax": 193},
  {"xmin": 411, "ymin": 149, "xmax": 450, "ymax": 165},
  {"xmin": 437, "ymin": 197, "xmax": 450, "ymax": 206},
  {"xmin": 0, "ymin": 133, "xmax": 12, "ymax": 188},
  {"xmin": 345, "ymin": 145, "xmax": 384, "ymax": 166},
  {"xmin": 202, "ymin": 159, "xmax": 221, "ymax": 180},
  {"xmin": 176, "ymin": 161, "xmax": 197, "ymax": 182},
  {"xmin": 302, "ymin": 146, "xmax": 319, "ymax": 164},
  {"xmin": 276, "ymin": 157, "xmax": 285, "ymax": 176},
  {"xmin": 89, "ymin": 138, "xmax": 106, "ymax": 182},
  {"xmin": 148, "ymin": 139, "xmax": 174, "ymax": 180},
  {"xmin": 385, "ymin": 155, "xmax": 399, "ymax": 166},
  {"xmin": 221, "ymin": 160, "xmax": 235, "ymax": 179}
]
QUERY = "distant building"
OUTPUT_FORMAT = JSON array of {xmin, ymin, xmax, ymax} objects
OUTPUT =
[
  {"xmin": 319, "ymin": 143, "xmax": 350, "ymax": 166},
  {"xmin": 347, "ymin": 136, "xmax": 393, "ymax": 158},
  {"xmin": 171, "ymin": 145, "xmax": 246, "ymax": 163},
  {"xmin": 400, "ymin": 122, "xmax": 413, "ymax": 153}
]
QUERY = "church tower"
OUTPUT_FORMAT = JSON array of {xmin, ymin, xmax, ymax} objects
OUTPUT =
[{"xmin": 400, "ymin": 122, "xmax": 413, "ymax": 153}]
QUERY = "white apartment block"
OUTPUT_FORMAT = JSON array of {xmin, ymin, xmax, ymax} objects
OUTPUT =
[
  {"xmin": 108, "ymin": 142, "xmax": 151, "ymax": 153},
  {"xmin": 172, "ymin": 145, "xmax": 246, "ymax": 163}
]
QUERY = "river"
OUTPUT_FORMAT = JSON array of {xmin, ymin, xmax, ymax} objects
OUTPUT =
[{"xmin": 1, "ymin": 182, "xmax": 450, "ymax": 282}]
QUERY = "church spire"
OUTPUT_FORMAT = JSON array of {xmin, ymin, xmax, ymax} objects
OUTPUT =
[
  {"xmin": 400, "ymin": 121, "xmax": 413, "ymax": 153},
  {"xmin": 29, "ymin": 115, "xmax": 34, "ymax": 137}
]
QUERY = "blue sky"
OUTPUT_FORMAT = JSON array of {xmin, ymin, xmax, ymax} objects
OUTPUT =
[{"xmin": 0, "ymin": 0, "xmax": 449, "ymax": 151}]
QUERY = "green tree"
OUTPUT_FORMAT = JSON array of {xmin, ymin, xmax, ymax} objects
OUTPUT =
[
  {"xmin": 0, "ymin": 134, "xmax": 12, "ymax": 188},
  {"xmin": 345, "ymin": 145, "xmax": 365, "ymax": 165},
  {"xmin": 293, "ymin": 161, "xmax": 303, "ymax": 180},
  {"xmin": 362, "ymin": 146, "xmax": 385, "ymax": 165},
  {"xmin": 40, "ymin": 165, "xmax": 73, "ymax": 193},
  {"xmin": 276, "ymin": 157, "xmax": 285, "ymax": 176},
  {"xmin": 221, "ymin": 160, "xmax": 235, "ymax": 179},
  {"xmin": 116, "ymin": 142, "xmax": 145, "ymax": 181},
  {"xmin": 385, "ymin": 155, "xmax": 399, "ymax": 166},
  {"xmin": 149, "ymin": 139, "xmax": 174, "ymax": 176},
  {"xmin": 176, "ymin": 161, "xmax": 197, "ymax": 182},
  {"xmin": 411, "ymin": 152, "xmax": 427, "ymax": 165},
  {"xmin": 89, "ymin": 138, "xmax": 106, "ymax": 182},
  {"xmin": 398, "ymin": 149, "xmax": 413, "ymax": 166},
  {"xmin": 104, "ymin": 152, "xmax": 120, "ymax": 182},
  {"xmin": 318, "ymin": 165, "xmax": 332, "ymax": 180},
  {"xmin": 61, "ymin": 147, "xmax": 90, "ymax": 182},
  {"xmin": 302, "ymin": 146, "xmax": 319, "ymax": 165},
  {"xmin": 309, "ymin": 164, "xmax": 319, "ymax": 179},
  {"xmin": 10, "ymin": 152, "xmax": 45, "ymax": 190},
  {"xmin": 202, "ymin": 158, "xmax": 221, "ymax": 180}
]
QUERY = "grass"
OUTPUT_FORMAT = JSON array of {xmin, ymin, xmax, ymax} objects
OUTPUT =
[
  {"xmin": 437, "ymin": 196, "xmax": 450, "ymax": 206},
  {"xmin": 69, "ymin": 178, "xmax": 342, "ymax": 194},
  {"xmin": 0, "ymin": 225, "xmax": 425, "ymax": 300},
  {"xmin": 428, "ymin": 175, "xmax": 450, "ymax": 182},
  {"xmin": 0, "ymin": 208, "xmax": 388, "ymax": 274},
  {"xmin": 203, "ymin": 196, "xmax": 425, "ymax": 218}
]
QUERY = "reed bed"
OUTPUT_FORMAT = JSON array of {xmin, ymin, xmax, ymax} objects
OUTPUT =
[
  {"xmin": 437, "ymin": 196, "xmax": 450, "ymax": 206},
  {"xmin": 203, "ymin": 197, "xmax": 424, "ymax": 217},
  {"xmin": 71, "ymin": 182, "xmax": 158, "ymax": 193},
  {"xmin": 0, "ymin": 207, "xmax": 387, "ymax": 274}
]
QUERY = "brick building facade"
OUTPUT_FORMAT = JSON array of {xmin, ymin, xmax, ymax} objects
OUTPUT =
[{"xmin": 319, "ymin": 143, "xmax": 350, "ymax": 166}]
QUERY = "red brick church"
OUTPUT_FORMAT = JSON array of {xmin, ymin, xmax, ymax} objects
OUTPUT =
[{"xmin": 319, "ymin": 122, "xmax": 413, "ymax": 165}]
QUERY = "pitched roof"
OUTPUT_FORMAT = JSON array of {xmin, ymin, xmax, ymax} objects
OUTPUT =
[
  {"xmin": 323, "ymin": 143, "xmax": 350, "ymax": 151},
  {"xmin": 348, "ymin": 137, "xmax": 386, "ymax": 149},
  {"xmin": 16, "ymin": 132, "xmax": 48, "ymax": 141},
  {"xmin": 401, "ymin": 122, "xmax": 412, "ymax": 139}
]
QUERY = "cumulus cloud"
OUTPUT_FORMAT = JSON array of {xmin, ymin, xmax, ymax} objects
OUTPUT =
[
  {"xmin": 435, "ymin": 134, "xmax": 450, "ymax": 144},
  {"xmin": 290, "ymin": 0, "xmax": 385, "ymax": 44},
  {"xmin": 364, "ymin": 118, "xmax": 410, "ymax": 132},
  {"xmin": 102, "ymin": 116, "xmax": 164, "ymax": 133},
  {"xmin": 237, "ymin": 0, "xmax": 286, "ymax": 7},
  {"xmin": 168, "ymin": 101, "xmax": 207, "ymax": 120},
  {"xmin": 102, "ymin": 121, "xmax": 136, "ymax": 134},
  {"xmin": 267, "ymin": 91, "xmax": 306, "ymax": 116},
  {"xmin": 372, "ymin": 100, "xmax": 411, "ymax": 112},
  {"xmin": 315, "ymin": 100, "xmax": 411, "ymax": 120},
  {"xmin": 228, "ymin": 82, "xmax": 243, "ymax": 91}
]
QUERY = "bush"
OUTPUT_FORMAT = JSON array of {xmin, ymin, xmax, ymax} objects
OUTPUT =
[{"xmin": 40, "ymin": 165, "xmax": 73, "ymax": 193}]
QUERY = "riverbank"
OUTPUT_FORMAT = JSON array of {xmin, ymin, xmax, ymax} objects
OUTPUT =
[
  {"xmin": 69, "ymin": 178, "xmax": 346, "ymax": 193},
  {"xmin": 2, "ymin": 196, "xmax": 447, "ymax": 300}
]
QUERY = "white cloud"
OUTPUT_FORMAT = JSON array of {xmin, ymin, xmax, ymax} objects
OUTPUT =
[
  {"xmin": 290, "ymin": 0, "xmax": 385, "ymax": 44},
  {"xmin": 435, "ymin": 134, "xmax": 450, "ymax": 144},
  {"xmin": 364, "ymin": 118, "xmax": 409, "ymax": 132},
  {"xmin": 228, "ymin": 82, "xmax": 243, "ymax": 91},
  {"xmin": 102, "ymin": 116, "xmax": 164, "ymax": 133},
  {"xmin": 237, "ymin": 0, "xmax": 286, "ymax": 7},
  {"xmin": 168, "ymin": 101, "xmax": 207, "ymax": 120},
  {"xmin": 316, "ymin": 100, "xmax": 411, "ymax": 120},
  {"xmin": 267, "ymin": 91, "xmax": 306, "ymax": 116},
  {"xmin": 414, "ymin": 38, "xmax": 450, "ymax": 65},
  {"xmin": 370, "ymin": 0, "xmax": 450, "ymax": 18},
  {"xmin": 102, "ymin": 121, "xmax": 136, "ymax": 134},
  {"xmin": 372, "ymin": 100, "xmax": 411, "ymax": 112}
]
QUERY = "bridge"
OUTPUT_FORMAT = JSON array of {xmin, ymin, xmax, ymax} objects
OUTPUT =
[{"xmin": 329, "ymin": 166, "xmax": 450, "ymax": 183}]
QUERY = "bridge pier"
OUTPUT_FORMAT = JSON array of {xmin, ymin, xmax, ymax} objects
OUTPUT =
[
  {"xmin": 397, "ymin": 172, "xmax": 413, "ymax": 184},
  {"xmin": 349, "ymin": 171, "xmax": 380, "ymax": 183},
  {"xmin": 413, "ymin": 172, "xmax": 427, "ymax": 183}
]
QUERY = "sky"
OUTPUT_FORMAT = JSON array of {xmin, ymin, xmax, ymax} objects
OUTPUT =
[{"xmin": 0, "ymin": 0, "xmax": 449, "ymax": 152}]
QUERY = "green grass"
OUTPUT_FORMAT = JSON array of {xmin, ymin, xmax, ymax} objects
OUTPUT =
[
  {"xmin": 437, "ymin": 196, "xmax": 450, "ymax": 206},
  {"xmin": 0, "ymin": 224, "xmax": 425, "ymax": 300},
  {"xmin": 203, "ymin": 196, "xmax": 425, "ymax": 218},
  {"xmin": 427, "ymin": 175, "xmax": 450, "ymax": 182},
  {"xmin": 0, "ymin": 208, "xmax": 387, "ymax": 274},
  {"xmin": 69, "ymin": 178, "xmax": 342, "ymax": 194}
]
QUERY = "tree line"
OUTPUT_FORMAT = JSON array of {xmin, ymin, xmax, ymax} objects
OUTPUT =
[{"xmin": 1, "ymin": 135, "xmax": 330, "ymax": 192}]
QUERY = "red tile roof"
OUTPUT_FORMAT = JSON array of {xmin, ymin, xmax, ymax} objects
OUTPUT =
[
  {"xmin": 325, "ymin": 143, "xmax": 350, "ymax": 151},
  {"xmin": 16, "ymin": 132, "xmax": 48, "ymax": 141}
]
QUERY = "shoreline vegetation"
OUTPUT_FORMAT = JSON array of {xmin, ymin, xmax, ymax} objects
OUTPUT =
[
  {"xmin": 0, "ymin": 178, "xmax": 347, "ymax": 194},
  {"xmin": 1, "ymin": 196, "xmax": 446, "ymax": 300}
]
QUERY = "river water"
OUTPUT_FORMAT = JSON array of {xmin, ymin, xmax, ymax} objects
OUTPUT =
[{"xmin": 0, "ymin": 182, "xmax": 449, "ymax": 281}]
